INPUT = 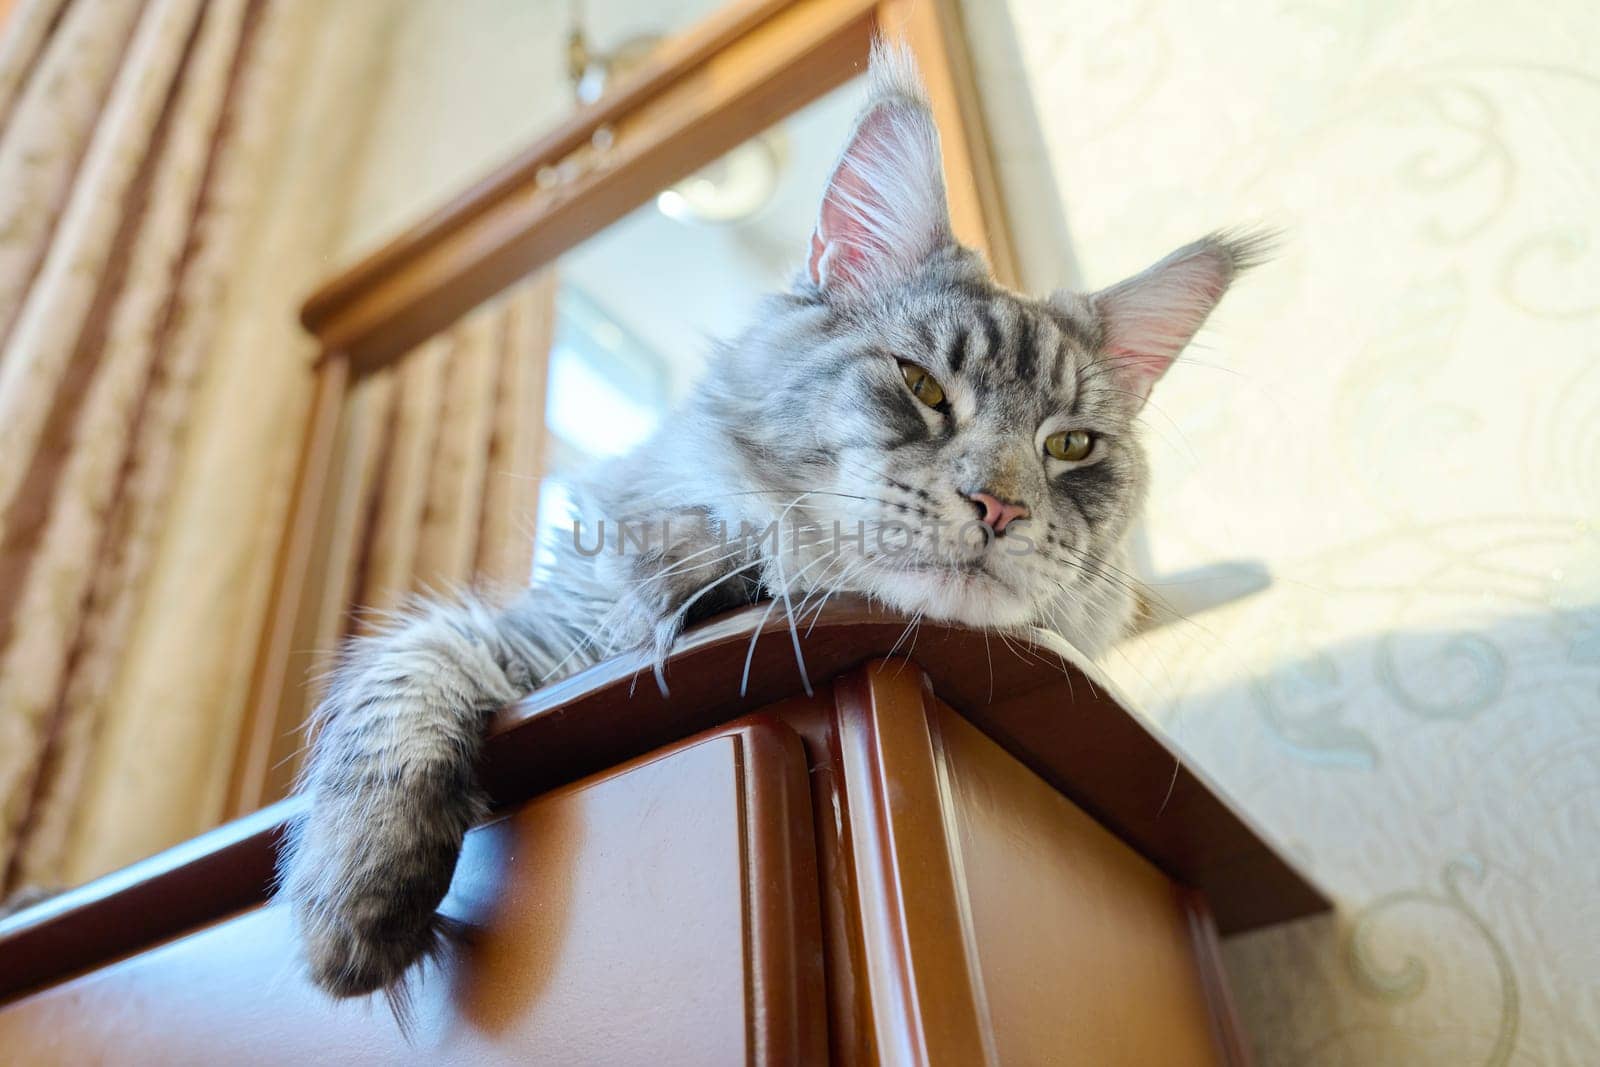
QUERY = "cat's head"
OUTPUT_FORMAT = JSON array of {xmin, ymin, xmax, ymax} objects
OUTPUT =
[{"xmin": 715, "ymin": 47, "xmax": 1267, "ymax": 642}]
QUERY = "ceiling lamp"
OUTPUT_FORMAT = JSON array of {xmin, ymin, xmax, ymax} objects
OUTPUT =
[{"xmin": 567, "ymin": 6, "xmax": 785, "ymax": 226}]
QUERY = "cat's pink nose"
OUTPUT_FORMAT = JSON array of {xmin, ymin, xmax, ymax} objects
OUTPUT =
[{"xmin": 966, "ymin": 490, "xmax": 1030, "ymax": 535}]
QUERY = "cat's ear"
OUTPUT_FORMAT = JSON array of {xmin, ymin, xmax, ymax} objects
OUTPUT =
[
  {"xmin": 1079, "ymin": 230, "xmax": 1274, "ymax": 405},
  {"xmin": 808, "ymin": 44, "xmax": 953, "ymax": 298}
]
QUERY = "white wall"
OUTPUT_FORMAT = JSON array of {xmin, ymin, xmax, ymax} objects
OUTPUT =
[{"xmin": 966, "ymin": 2, "xmax": 1600, "ymax": 1062}]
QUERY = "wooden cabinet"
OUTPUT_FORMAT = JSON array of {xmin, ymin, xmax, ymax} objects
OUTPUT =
[
  {"xmin": 829, "ymin": 676, "xmax": 1229, "ymax": 1065},
  {"xmin": 0, "ymin": 604, "xmax": 1325, "ymax": 1064},
  {"xmin": 0, "ymin": 720, "xmax": 822, "ymax": 1064}
]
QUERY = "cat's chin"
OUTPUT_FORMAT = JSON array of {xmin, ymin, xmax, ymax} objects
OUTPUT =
[{"xmin": 870, "ymin": 566, "xmax": 1037, "ymax": 629}]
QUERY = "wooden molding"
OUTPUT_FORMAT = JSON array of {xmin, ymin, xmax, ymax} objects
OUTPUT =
[
  {"xmin": 13, "ymin": 599, "xmax": 1328, "ymax": 1004},
  {"xmin": 227, "ymin": 354, "xmax": 349, "ymax": 817},
  {"xmin": 1184, "ymin": 889, "xmax": 1257, "ymax": 1066},
  {"xmin": 300, "ymin": 0, "xmax": 878, "ymax": 372},
  {"xmin": 296, "ymin": 0, "xmax": 1020, "ymax": 372},
  {"xmin": 298, "ymin": 0, "xmax": 796, "ymax": 341},
  {"xmin": 831, "ymin": 665, "xmax": 991, "ymax": 1063}
]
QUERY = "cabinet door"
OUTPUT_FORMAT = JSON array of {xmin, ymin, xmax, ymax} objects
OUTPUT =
[
  {"xmin": 0, "ymin": 718, "xmax": 824, "ymax": 1065},
  {"xmin": 833, "ymin": 663, "xmax": 1235, "ymax": 1066}
]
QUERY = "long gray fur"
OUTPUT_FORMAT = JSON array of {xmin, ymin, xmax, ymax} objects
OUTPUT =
[{"xmin": 279, "ymin": 44, "xmax": 1267, "ymax": 999}]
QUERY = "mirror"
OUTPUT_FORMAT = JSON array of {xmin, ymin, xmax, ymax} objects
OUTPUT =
[
  {"xmin": 239, "ymin": 72, "xmax": 874, "ymax": 807},
  {"xmin": 534, "ymin": 77, "xmax": 866, "ymax": 558}
]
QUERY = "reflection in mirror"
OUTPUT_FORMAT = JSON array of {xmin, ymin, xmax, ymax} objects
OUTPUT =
[
  {"xmin": 235, "ymin": 79, "xmax": 871, "ymax": 837},
  {"xmin": 533, "ymin": 76, "xmax": 866, "ymax": 566},
  {"xmin": 228, "ymin": 64, "xmax": 864, "ymax": 804},
  {"xmin": 340, "ymin": 0, "xmax": 735, "ymax": 254}
]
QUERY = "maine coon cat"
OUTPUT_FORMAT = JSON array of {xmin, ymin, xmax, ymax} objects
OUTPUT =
[{"xmin": 282, "ymin": 45, "xmax": 1267, "ymax": 999}]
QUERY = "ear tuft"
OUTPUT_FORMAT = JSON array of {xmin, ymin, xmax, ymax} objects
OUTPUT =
[
  {"xmin": 864, "ymin": 39, "xmax": 928, "ymax": 111},
  {"xmin": 1207, "ymin": 226, "xmax": 1279, "ymax": 275},
  {"xmin": 807, "ymin": 43, "xmax": 952, "ymax": 298},
  {"xmin": 1089, "ymin": 227, "xmax": 1277, "ymax": 403}
]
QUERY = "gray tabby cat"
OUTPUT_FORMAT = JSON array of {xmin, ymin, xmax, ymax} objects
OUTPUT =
[{"xmin": 282, "ymin": 46, "xmax": 1267, "ymax": 999}]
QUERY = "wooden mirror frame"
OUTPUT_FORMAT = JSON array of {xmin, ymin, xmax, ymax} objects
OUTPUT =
[{"xmin": 227, "ymin": 0, "xmax": 1020, "ymax": 816}]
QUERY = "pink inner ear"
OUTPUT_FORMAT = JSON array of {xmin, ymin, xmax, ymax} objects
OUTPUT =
[
  {"xmin": 1098, "ymin": 260, "xmax": 1232, "ymax": 400},
  {"xmin": 808, "ymin": 213, "xmax": 872, "ymax": 290},
  {"xmin": 806, "ymin": 102, "xmax": 946, "ymax": 293},
  {"xmin": 808, "ymin": 113, "xmax": 894, "ymax": 289},
  {"xmin": 1105, "ymin": 346, "xmax": 1174, "ymax": 399},
  {"xmin": 1088, "ymin": 232, "xmax": 1262, "ymax": 406}
]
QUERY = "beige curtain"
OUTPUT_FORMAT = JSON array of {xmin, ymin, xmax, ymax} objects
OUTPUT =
[
  {"xmin": 360, "ymin": 275, "xmax": 554, "ymax": 611},
  {"xmin": 0, "ymin": 0, "xmax": 406, "ymax": 891},
  {"xmin": 271, "ymin": 275, "xmax": 556, "ymax": 787}
]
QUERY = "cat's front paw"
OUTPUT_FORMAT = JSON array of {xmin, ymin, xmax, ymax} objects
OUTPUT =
[
  {"xmin": 278, "ymin": 595, "xmax": 526, "ymax": 997},
  {"xmin": 285, "ymin": 772, "xmax": 472, "ymax": 997},
  {"xmin": 299, "ymin": 903, "xmax": 440, "ymax": 997}
]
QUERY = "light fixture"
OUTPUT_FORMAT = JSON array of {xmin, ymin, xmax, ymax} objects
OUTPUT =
[
  {"xmin": 567, "ymin": 3, "xmax": 786, "ymax": 226},
  {"xmin": 655, "ymin": 135, "xmax": 785, "ymax": 226}
]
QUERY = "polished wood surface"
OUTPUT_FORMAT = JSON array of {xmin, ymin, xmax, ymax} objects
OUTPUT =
[
  {"xmin": 770, "ymin": 692, "xmax": 879, "ymax": 1064},
  {"xmin": 0, "ymin": 600, "xmax": 1326, "ymax": 1004},
  {"xmin": 827, "ymin": 663, "xmax": 1234, "ymax": 1065},
  {"xmin": 1183, "ymin": 891, "xmax": 1255, "ymax": 1067},
  {"xmin": 0, "ymin": 719, "xmax": 824, "ymax": 1064},
  {"xmin": 932, "ymin": 698, "xmax": 1224, "ymax": 1065},
  {"xmin": 0, "ymin": 800, "xmax": 286, "ymax": 1003},
  {"xmin": 479, "ymin": 600, "xmax": 1328, "ymax": 937},
  {"xmin": 832, "ymin": 665, "xmax": 992, "ymax": 1063},
  {"xmin": 0, "ymin": 643, "xmax": 1307, "ymax": 1062}
]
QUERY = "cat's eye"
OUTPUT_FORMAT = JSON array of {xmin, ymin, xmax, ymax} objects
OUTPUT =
[
  {"xmin": 899, "ymin": 362, "xmax": 945, "ymax": 408},
  {"xmin": 1045, "ymin": 429, "xmax": 1094, "ymax": 462}
]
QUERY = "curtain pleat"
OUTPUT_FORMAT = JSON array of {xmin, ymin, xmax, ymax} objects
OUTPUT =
[
  {"xmin": 414, "ymin": 308, "xmax": 501, "ymax": 590},
  {"xmin": 0, "ymin": 0, "xmax": 554, "ymax": 890},
  {"xmin": 476, "ymin": 272, "xmax": 555, "ymax": 587},
  {"xmin": 0, "ymin": 0, "xmax": 197, "ymax": 657},
  {"xmin": 47, "ymin": 0, "xmax": 398, "ymax": 886},
  {"xmin": 8, "ymin": 0, "xmax": 257, "ymax": 888},
  {"xmin": 261, "ymin": 277, "xmax": 556, "ymax": 789},
  {"xmin": 0, "ymin": 0, "xmax": 146, "ymax": 351},
  {"xmin": 0, "ymin": 0, "xmax": 400, "ymax": 889},
  {"xmin": 0, "ymin": 0, "xmax": 73, "ymax": 134},
  {"xmin": 0, "ymin": 0, "xmax": 209, "ymax": 873},
  {"xmin": 345, "ymin": 275, "xmax": 559, "ymax": 616},
  {"xmin": 295, "ymin": 366, "xmax": 397, "ymax": 720},
  {"xmin": 356, "ymin": 337, "xmax": 448, "ymax": 621},
  {"xmin": 402, "ymin": 275, "xmax": 555, "ymax": 598}
]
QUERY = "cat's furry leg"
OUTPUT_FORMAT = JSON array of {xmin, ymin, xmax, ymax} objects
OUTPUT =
[
  {"xmin": 279, "ymin": 592, "xmax": 555, "ymax": 997},
  {"xmin": 280, "ymin": 518, "xmax": 750, "ymax": 999}
]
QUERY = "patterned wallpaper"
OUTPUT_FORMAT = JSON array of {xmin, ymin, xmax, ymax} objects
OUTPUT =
[{"xmin": 968, "ymin": 2, "xmax": 1600, "ymax": 1063}]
